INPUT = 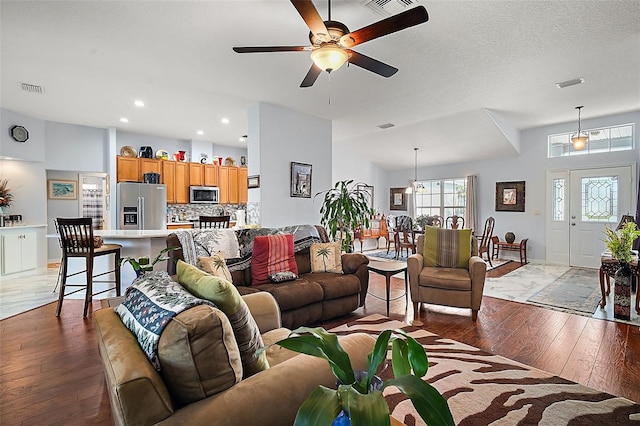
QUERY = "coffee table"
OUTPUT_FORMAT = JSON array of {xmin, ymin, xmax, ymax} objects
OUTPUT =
[{"xmin": 367, "ymin": 259, "xmax": 408, "ymax": 316}]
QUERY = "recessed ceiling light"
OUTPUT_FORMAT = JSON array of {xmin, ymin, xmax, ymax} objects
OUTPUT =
[
  {"xmin": 134, "ymin": 100, "xmax": 145, "ymax": 107},
  {"xmin": 555, "ymin": 77, "xmax": 585, "ymax": 89},
  {"xmin": 120, "ymin": 117, "xmax": 129, "ymax": 123},
  {"xmin": 197, "ymin": 130, "xmax": 204, "ymax": 135},
  {"xmin": 221, "ymin": 118, "xmax": 230, "ymax": 124}
]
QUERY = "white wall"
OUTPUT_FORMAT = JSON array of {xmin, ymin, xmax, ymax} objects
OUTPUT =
[
  {"xmin": 251, "ymin": 102, "xmax": 331, "ymax": 228},
  {"xmin": 45, "ymin": 122, "xmax": 108, "ymax": 172}
]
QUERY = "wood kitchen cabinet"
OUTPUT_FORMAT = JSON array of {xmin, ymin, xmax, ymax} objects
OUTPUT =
[
  {"xmin": 140, "ymin": 158, "xmax": 161, "ymax": 180},
  {"xmin": 116, "ymin": 156, "xmax": 140, "ymax": 182},
  {"xmin": 189, "ymin": 163, "xmax": 204, "ymax": 186},
  {"xmin": 204, "ymin": 164, "xmax": 218, "ymax": 186},
  {"xmin": 218, "ymin": 166, "xmax": 230, "ymax": 204},
  {"xmin": 175, "ymin": 162, "xmax": 189, "ymax": 204},
  {"xmin": 162, "ymin": 161, "xmax": 176, "ymax": 203},
  {"xmin": 238, "ymin": 167, "xmax": 248, "ymax": 204},
  {"xmin": 228, "ymin": 167, "xmax": 239, "ymax": 204}
]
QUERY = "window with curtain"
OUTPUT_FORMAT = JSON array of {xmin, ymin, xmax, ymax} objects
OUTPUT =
[{"xmin": 414, "ymin": 178, "xmax": 467, "ymax": 219}]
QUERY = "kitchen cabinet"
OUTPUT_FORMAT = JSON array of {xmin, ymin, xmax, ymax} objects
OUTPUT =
[
  {"xmin": 162, "ymin": 161, "xmax": 176, "ymax": 203},
  {"xmin": 2, "ymin": 232, "xmax": 37, "ymax": 275},
  {"xmin": 140, "ymin": 158, "xmax": 161, "ymax": 180},
  {"xmin": 204, "ymin": 165, "xmax": 218, "ymax": 187},
  {"xmin": 189, "ymin": 163, "xmax": 204, "ymax": 186},
  {"xmin": 218, "ymin": 166, "xmax": 230, "ymax": 204},
  {"xmin": 175, "ymin": 162, "xmax": 189, "ymax": 204},
  {"xmin": 228, "ymin": 167, "xmax": 239, "ymax": 204},
  {"xmin": 116, "ymin": 156, "xmax": 140, "ymax": 182},
  {"xmin": 238, "ymin": 167, "xmax": 248, "ymax": 204}
]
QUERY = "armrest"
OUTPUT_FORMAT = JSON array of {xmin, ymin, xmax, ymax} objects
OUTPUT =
[
  {"xmin": 158, "ymin": 333, "xmax": 376, "ymax": 426},
  {"xmin": 166, "ymin": 233, "xmax": 184, "ymax": 275},
  {"xmin": 469, "ymin": 256, "xmax": 487, "ymax": 310},
  {"xmin": 242, "ymin": 292, "xmax": 282, "ymax": 334},
  {"xmin": 407, "ymin": 253, "xmax": 423, "ymax": 300},
  {"xmin": 341, "ymin": 253, "xmax": 369, "ymax": 274}
]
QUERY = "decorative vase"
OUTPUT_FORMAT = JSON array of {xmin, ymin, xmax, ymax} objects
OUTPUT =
[
  {"xmin": 613, "ymin": 261, "xmax": 632, "ymax": 320},
  {"xmin": 505, "ymin": 232, "xmax": 516, "ymax": 244}
]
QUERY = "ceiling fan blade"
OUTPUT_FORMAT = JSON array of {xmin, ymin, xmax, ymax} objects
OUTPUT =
[
  {"xmin": 233, "ymin": 46, "xmax": 308, "ymax": 53},
  {"xmin": 346, "ymin": 50, "xmax": 398, "ymax": 77},
  {"xmin": 340, "ymin": 6, "xmax": 429, "ymax": 48},
  {"xmin": 300, "ymin": 64, "xmax": 322, "ymax": 87},
  {"xmin": 290, "ymin": 0, "xmax": 330, "ymax": 41}
]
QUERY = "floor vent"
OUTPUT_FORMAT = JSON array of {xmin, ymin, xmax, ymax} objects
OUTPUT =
[
  {"xmin": 20, "ymin": 82, "xmax": 45, "ymax": 94},
  {"xmin": 362, "ymin": 0, "xmax": 419, "ymax": 17}
]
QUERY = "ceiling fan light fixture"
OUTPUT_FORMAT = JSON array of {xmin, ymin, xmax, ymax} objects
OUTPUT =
[
  {"xmin": 310, "ymin": 45, "xmax": 348, "ymax": 73},
  {"xmin": 570, "ymin": 105, "xmax": 588, "ymax": 151}
]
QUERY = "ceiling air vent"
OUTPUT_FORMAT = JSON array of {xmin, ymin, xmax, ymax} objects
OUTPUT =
[
  {"xmin": 20, "ymin": 82, "xmax": 45, "ymax": 94},
  {"xmin": 361, "ymin": 0, "xmax": 419, "ymax": 17},
  {"xmin": 377, "ymin": 123, "xmax": 395, "ymax": 129}
]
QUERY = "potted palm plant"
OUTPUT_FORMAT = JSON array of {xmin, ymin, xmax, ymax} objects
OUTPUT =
[
  {"xmin": 260, "ymin": 326, "xmax": 454, "ymax": 426},
  {"xmin": 603, "ymin": 221, "xmax": 640, "ymax": 263},
  {"xmin": 120, "ymin": 246, "xmax": 179, "ymax": 277},
  {"xmin": 315, "ymin": 180, "xmax": 374, "ymax": 253}
]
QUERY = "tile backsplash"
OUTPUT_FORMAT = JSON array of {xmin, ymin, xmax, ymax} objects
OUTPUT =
[{"xmin": 167, "ymin": 204, "xmax": 247, "ymax": 222}]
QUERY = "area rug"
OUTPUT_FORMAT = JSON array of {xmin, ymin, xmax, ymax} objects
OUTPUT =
[
  {"xmin": 330, "ymin": 314, "xmax": 640, "ymax": 425},
  {"xmin": 526, "ymin": 267, "xmax": 602, "ymax": 314}
]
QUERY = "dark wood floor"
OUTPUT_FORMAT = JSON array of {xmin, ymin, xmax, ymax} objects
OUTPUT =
[{"xmin": 2, "ymin": 263, "xmax": 639, "ymax": 424}]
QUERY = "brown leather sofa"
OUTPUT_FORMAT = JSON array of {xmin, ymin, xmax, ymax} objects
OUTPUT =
[
  {"xmin": 166, "ymin": 228, "xmax": 370, "ymax": 329},
  {"xmin": 95, "ymin": 292, "xmax": 376, "ymax": 425}
]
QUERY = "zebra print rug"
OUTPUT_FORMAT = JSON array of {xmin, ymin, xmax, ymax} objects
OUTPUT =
[{"xmin": 330, "ymin": 314, "xmax": 640, "ymax": 425}]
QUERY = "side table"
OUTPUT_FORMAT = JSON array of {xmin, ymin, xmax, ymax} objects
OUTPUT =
[
  {"xmin": 367, "ymin": 260, "xmax": 408, "ymax": 316},
  {"xmin": 493, "ymin": 238, "xmax": 529, "ymax": 265},
  {"xmin": 599, "ymin": 252, "xmax": 640, "ymax": 315}
]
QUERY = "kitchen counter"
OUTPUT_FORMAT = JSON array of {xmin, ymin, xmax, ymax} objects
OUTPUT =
[{"xmin": 94, "ymin": 229, "xmax": 174, "ymax": 238}]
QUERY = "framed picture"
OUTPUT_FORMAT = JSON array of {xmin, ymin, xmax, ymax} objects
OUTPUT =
[
  {"xmin": 48, "ymin": 179, "xmax": 77, "ymax": 200},
  {"xmin": 357, "ymin": 184, "xmax": 374, "ymax": 212},
  {"xmin": 290, "ymin": 162, "xmax": 312, "ymax": 198},
  {"xmin": 248, "ymin": 175, "xmax": 260, "ymax": 189},
  {"xmin": 495, "ymin": 181, "xmax": 525, "ymax": 212},
  {"xmin": 389, "ymin": 187, "xmax": 407, "ymax": 211}
]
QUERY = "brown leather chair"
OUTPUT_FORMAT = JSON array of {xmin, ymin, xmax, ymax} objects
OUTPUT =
[
  {"xmin": 394, "ymin": 215, "xmax": 417, "ymax": 259},
  {"xmin": 446, "ymin": 215, "xmax": 465, "ymax": 229},
  {"xmin": 56, "ymin": 217, "xmax": 121, "ymax": 317},
  {"xmin": 477, "ymin": 217, "xmax": 495, "ymax": 267},
  {"xmin": 408, "ymin": 230, "xmax": 487, "ymax": 321},
  {"xmin": 199, "ymin": 215, "xmax": 231, "ymax": 228}
]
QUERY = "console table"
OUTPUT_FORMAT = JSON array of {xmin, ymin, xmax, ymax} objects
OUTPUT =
[
  {"xmin": 354, "ymin": 219, "xmax": 389, "ymax": 252},
  {"xmin": 493, "ymin": 238, "xmax": 529, "ymax": 265}
]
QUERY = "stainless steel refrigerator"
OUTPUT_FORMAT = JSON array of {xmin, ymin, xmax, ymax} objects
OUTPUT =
[{"xmin": 117, "ymin": 182, "xmax": 167, "ymax": 230}]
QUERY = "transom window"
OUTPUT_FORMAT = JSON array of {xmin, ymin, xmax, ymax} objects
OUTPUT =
[
  {"xmin": 414, "ymin": 178, "xmax": 466, "ymax": 220},
  {"xmin": 548, "ymin": 124, "xmax": 634, "ymax": 158}
]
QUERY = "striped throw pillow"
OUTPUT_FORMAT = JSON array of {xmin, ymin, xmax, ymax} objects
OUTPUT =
[
  {"xmin": 251, "ymin": 234, "xmax": 298, "ymax": 285},
  {"xmin": 423, "ymin": 227, "xmax": 472, "ymax": 269}
]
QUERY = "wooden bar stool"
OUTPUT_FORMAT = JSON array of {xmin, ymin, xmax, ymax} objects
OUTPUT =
[
  {"xmin": 56, "ymin": 218, "xmax": 122, "ymax": 317},
  {"xmin": 199, "ymin": 215, "xmax": 231, "ymax": 228}
]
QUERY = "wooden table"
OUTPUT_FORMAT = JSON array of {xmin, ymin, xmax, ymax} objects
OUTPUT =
[
  {"xmin": 493, "ymin": 238, "xmax": 528, "ymax": 265},
  {"xmin": 367, "ymin": 260, "xmax": 408, "ymax": 316},
  {"xmin": 599, "ymin": 252, "xmax": 640, "ymax": 314},
  {"xmin": 354, "ymin": 219, "xmax": 389, "ymax": 252}
]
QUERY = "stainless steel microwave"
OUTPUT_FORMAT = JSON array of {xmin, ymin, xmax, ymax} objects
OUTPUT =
[{"xmin": 189, "ymin": 186, "xmax": 219, "ymax": 204}]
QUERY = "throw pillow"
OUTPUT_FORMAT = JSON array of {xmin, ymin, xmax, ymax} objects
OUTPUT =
[
  {"xmin": 423, "ymin": 227, "xmax": 472, "ymax": 269},
  {"xmin": 197, "ymin": 252, "xmax": 233, "ymax": 282},
  {"xmin": 310, "ymin": 241, "xmax": 343, "ymax": 273},
  {"xmin": 269, "ymin": 271, "xmax": 299, "ymax": 283},
  {"xmin": 177, "ymin": 260, "xmax": 269, "ymax": 377},
  {"xmin": 251, "ymin": 234, "xmax": 298, "ymax": 285}
]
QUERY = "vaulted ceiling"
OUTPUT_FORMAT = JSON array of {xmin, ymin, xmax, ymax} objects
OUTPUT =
[{"xmin": 2, "ymin": 0, "xmax": 639, "ymax": 170}]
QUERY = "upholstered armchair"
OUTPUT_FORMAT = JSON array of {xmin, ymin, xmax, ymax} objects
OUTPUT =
[{"xmin": 407, "ymin": 227, "xmax": 487, "ymax": 322}]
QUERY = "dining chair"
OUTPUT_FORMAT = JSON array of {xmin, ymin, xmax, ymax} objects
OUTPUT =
[
  {"xmin": 477, "ymin": 217, "xmax": 495, "ymax": 267},
  {"xmin": 199, "ymin": 215, "xmax": 231, "ymax": 229},
  {"xmin": 394, "ymin": 215, "xmax": 416, "ymax": 259},
  {"xmin": 56, "ymin": 217, "xmax": 122, "ymax": 317},
  {"xmin": 446, "ymin": 215, "xmax": 465, "ymax": 229},
  {"xmin": 431, "ymin": 215, "xmax": 444, "ymax": 228}
]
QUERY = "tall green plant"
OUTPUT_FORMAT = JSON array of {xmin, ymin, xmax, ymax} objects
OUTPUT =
[
  {"xmin": 603, "ymin": 221, "xmax": 640, "ymax": 263},
  {"xmin": 258, "ymin": 327, "xmax": 454, "ymax": 426},
  {"xmin": 315, "ymin": 180, "xmax": 373, "ymax": 253}
]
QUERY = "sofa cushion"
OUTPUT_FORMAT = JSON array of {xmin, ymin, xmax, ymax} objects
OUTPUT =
[
  {"xmin": 419, "ymin": 266, "xmax": 472, "ymax": 290},
  {"xmin": 423, "ymin": 227, "xmax": 472, "ymax": 269},
  {"xmin": 254, "ymin": 279, "xmax": 324, "ymax": 311},
  {"xmin": 197, "ymin": 252, "xmax": 232, "ymax": 282},
  {"xmin": 158, "ymin": 305, "xmax": 242, "ymax": 407},
  {"xmin": 310, "ymin": 272, "xmax": 361, "ymax": 300},
  {"xmin": 251, "ymin": 234, "xmax": 298, "ymax": 285},
  {"xmin": 310, "ymin": 241, "xmax": 343, "ymax": 273},
  {"xmin": 177, "ymin": 261, "xmax": 269, "ymax": 377}
]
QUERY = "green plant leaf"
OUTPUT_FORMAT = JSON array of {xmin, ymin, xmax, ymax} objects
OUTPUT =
[
  {"xmin": 293, "ymin": 385, "xmax": 341, "ymax": 426},
  {"xmin": 367, "ymin": 330, "xmax": 392, "ymax": 390},
  {"xmin": 385, "ymin": 375, "xmax": 455, "ymax": 426},
  {"xmin": 391, "ymin": 339, "xmax": 411, "ymax": 377},
  {"xmin": 339, "ymin": 385, "xmax": 390, "ymax": 426},
  {"xmin": 394, "ymin": 329, "xmax": 428, "ymax": 377}
]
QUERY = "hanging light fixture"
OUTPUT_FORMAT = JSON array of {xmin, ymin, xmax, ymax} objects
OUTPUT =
[
  {"xmin": 405, "ymin": 147, "xmax": 419, "ymax": 194},
  {"xmin": 571, "ymin": 105, "xmax": 588, "ymax": 151},
  {"xmin": 310, "ymin": 43, "xmax": 349, "ymax": 73}
]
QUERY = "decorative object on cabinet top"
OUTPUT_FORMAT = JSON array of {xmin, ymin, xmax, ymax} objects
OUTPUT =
[
  {"xmin": 155, "ymin": 149, "xmax": 169, "ymax": 160},
  {"xmin": 120, "ymin": 146, "xmax": 137, "ymax": 157},
  {"xmin": 224, "ymin": 157, "xmax": 236, "ymax": 166},
  {"xmin": 139, "ymin": 146, "xmax": 154, "ymax": 158}
]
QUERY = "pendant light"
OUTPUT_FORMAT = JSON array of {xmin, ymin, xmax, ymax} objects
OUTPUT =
[
  {"xmin": 571, "ymin": 106, "xmax": 588, "ymax": 151},
  {"xmin": 405, "ymin": 147, "xmax": 419, "ymax": 194}
]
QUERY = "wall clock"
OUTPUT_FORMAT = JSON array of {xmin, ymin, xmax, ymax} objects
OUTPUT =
[{"xmin": 10, "ymin": 125, "xmax": 29, "ymax": 142}]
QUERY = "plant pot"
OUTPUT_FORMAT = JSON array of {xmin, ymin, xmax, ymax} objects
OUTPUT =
[{"xmin": 614, "ymin": 261, "xmax": 632, "ymax": 320}]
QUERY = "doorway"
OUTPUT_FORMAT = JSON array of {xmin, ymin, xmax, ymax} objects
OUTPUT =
[{"xmin": 546, "ymin": 165, "xmax": 635, "ymax": 268}]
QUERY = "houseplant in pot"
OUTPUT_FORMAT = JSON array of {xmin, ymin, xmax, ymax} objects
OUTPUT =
[
  {"xmin": 315, "ymin": 180, "xmax": 374, "ymax": 253},
  {"xmin": 259, "ymin": 326, "xmax": 454, "ymax": 426},
  {"xmin": 603, "ymin": 221, "xmax": 640, "ymax": 320},
  {"xmin": 120, "ymin": 246, "xmax": 179, "ymax": 277}
]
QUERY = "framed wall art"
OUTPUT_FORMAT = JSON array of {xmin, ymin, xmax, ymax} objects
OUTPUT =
[
  {"xmin": 290, "ymin": 162, "xmax": 312, "ymax": 198},
  {"xmin": 495, "ymin": 181, "xmax": 525, "ymax": 212},
  {"xmin": 389, "ymin": 187, "xmax": 407, "ymax": 211},
  {"xmin": 48, "ymin": 179, "xmax": 78, "ymax": 200},
  {"xmin": 248, "ymin": 175, "xmax": 260, "ymax": 189}
]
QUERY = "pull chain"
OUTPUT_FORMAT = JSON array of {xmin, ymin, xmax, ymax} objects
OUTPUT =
[{"xmin": 328, "ymin": 72, "xmax": 332, "ymax": 105}]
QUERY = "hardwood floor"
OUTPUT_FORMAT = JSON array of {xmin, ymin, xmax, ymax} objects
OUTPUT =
[{"xmin": 1, "ymin": 266, "xmax": 639, "ymax": 424}]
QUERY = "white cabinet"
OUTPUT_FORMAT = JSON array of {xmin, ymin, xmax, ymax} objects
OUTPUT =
[{"xmin": 2, "ymin": 232, "xmax": 37, "ymax": 275}]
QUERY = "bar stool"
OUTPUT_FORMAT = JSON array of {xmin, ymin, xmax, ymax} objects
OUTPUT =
[
  {"xmin": 199, "ymin": 215, "xmax": 231, "ymax": 228},
  {"xmin": 56, "ymin": 218, "xmax": 122, "ymax": 317}
]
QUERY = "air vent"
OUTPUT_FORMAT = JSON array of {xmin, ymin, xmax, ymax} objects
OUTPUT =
[
  {"xmin": 361, "ymin": 0, "xmax": 418, "ymax": 17},
  {"xmin": 20, "ymin": 82, "xmax": 45, "ymax": 94},
  {"xmin": 377, "ymin": 123, "xmax": 395, "ymax": 129},
  {"xmin": 555, "ymin": 77, "xmax": 585, "ymax": 89}
]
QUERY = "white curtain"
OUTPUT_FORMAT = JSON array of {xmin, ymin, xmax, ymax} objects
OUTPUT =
[{"xmin": 465, "ymin": 175, "xmax": 477, "ymax": 234}]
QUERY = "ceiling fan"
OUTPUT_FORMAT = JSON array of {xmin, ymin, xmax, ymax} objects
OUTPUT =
[{"xmin": 232, "ymin": 0, "xmax": 429, "ymax": 88}]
